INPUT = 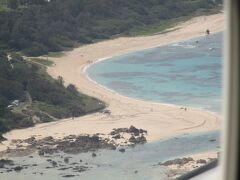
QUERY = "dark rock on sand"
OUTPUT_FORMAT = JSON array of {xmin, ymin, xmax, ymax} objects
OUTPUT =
[
  {"xmin": 129, "ymin": 126, "xmax": 140, "ymax": 135},
  {"xmin": 24, "ymin": 137, "xmax": 36, "ymax": 145},
  {"xmin": 119, "ymin": 148, "xmax": 125, "ymax": 153},
  {"xmin": 58, "ymin": 167, "xmax": 71, "ymax": 171},
  {"xmin": 62, "ymin": 175, "xmax": 75, "ymax": 178},
  {"xmin": 14, "ymin": 166, "xmax": 23, "ymax": 172},
  {"xmin": 0, "ymin": 159, "xmax": 14, "ymax": 168},
  {"xmin": 112, "ymin": 134, "xmax": 121, "ymax": 139},
  {"xmin": 64, "ymin": 157, "xmax": 69, "ymax": 163},
  {"xmin": 54, "ymin": 134, "xmax": 116, "ymax": 154},
  {"xmin": 110, "ymin": 126, "xmax": 147, "ymax": 136},
  {"xmin": 92, "ymin": 153, "xmax": 97, "ymax": 157},
  {"xmin": 129, "ymin": 136, "xmax": 137, "ymax": 143},
  {"xmin": 51, "ymin": 161, "xmax": 58, "ymax": 167},
  {"xmin": 38, "ymin": 150, "xmax": 44, "ymax": 156},
  {"xmin": 136, "ymin": 135, "xmax": 147, "ymax": 144},
  {"xmin": 196, "ymin": 159, "xmax": 207, "ymax": 164},
  {"xmin": 72, "ymin": 165, "xmax": 88, "ymax": 173},
  {"xmin": 139, "ymin": 129, "xmax": 147, "ymax": 134},
  {"xmin": 46, "ymin": 159, "xmax": 52, "ymax": 162}
]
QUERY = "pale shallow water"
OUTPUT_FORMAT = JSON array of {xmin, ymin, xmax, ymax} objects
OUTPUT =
[
  {"xmin": 87, "ymin": 33, "xmax": 223, "ymax": 113},
  {"xmin": 0, "ymin": 131, "xmax": 219, "ymax": 180}
]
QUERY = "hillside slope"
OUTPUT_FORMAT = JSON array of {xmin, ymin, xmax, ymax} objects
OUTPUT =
[{"xmin": 0, "ymin": 0, "xmax": 222, "ymax": 56}]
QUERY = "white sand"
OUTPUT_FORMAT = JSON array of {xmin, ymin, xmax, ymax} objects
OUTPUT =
[{"xmin": 0, "ymin": 13, "xmax": 224, "ymax": 152}]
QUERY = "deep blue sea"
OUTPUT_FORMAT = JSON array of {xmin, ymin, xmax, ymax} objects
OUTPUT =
[{"xmin": 87, "ymin": 33, "xmax": 223, "ymax": 113}]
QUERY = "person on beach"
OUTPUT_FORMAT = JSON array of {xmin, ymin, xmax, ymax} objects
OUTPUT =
[{"xmin": 206, "ymin": 29, "xmax": 210, "ymax": 35}]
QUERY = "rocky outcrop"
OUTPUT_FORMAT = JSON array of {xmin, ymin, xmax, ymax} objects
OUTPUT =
[
  {"xmin": 0, "ymin": 126, "xmax": 148, "ymax": 157},
  {"xmin": 160, "ymin": 157, "xmax": 194, "ymax": 166},
  {"xmin": 0, "ymin": 159, "xmax": 14, "ymax": 168}
]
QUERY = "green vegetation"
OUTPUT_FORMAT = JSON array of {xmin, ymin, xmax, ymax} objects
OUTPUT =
[
  {"xmin": 29, "ymin": 58, "xmax": 54, "ymax": 67},
  {"xmin": 0, "ymin": 52, "xmax": 105, "ymax": 139},
  {"xmin": 45, "ymin": 52, "xmax": 65, "ymax": 58},
  {"xmin": 0, "ymin": 0, "xmax": 223, "ymax": 56}
]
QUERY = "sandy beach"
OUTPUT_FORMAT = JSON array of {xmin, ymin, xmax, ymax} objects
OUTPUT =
[{"xmin": 0, "ymin": 13, "xmax": 224, "ymax": 152}]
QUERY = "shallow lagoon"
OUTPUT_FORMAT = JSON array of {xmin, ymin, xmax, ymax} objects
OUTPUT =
[
  {"xmin": 87, "ymin": 33, "xmax": 223, "ymax": 113},
  {"xmin": 0, "ymin": 131, "xmax": 219, "ymax": 180}
]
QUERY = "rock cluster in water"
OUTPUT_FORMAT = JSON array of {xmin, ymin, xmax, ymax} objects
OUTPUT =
[
  {"xmin": 0, "ymin": 126, "xmax": 147, "ymax": 157},
  {"xmin": 0, "ymin": 126, "xmax": 148, "ymax": 177},
  {"xmin": 160, "ymin": 157, "xmax": 194, "ymax": 166}
]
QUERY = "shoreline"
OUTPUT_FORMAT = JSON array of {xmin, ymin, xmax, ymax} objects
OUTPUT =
[
  {"xmin": 83, "ymin": 33, "xmax": 222, "ymax": 117},
  {"xmin": 0, "ymin": 13, "xmax": 224, "ymax": 153},
  {"xmin": 85, "ymin": 64, "xmax": 221, "ymax": 117}
]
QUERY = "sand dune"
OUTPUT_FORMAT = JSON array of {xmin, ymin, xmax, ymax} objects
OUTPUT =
[{"xmin": 0, "ymin": 13, "xmax": 224, "ymax": 151}]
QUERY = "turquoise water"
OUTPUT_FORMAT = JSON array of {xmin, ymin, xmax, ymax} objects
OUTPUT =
[
  {"xmin": 0, "ymin": 131, "xmax": 219, "ymax": 180},
  {"xmin": 87, "ymin": 33, "xmax": 223, "ymax": 113}
]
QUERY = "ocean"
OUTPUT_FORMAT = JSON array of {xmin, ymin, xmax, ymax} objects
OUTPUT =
[{"xmin": 87, "ymin": 32, "xmax": 223, "ymax": 113}]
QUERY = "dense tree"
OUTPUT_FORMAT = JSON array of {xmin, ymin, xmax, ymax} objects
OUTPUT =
[
  {"xmin": 67, "ymin": 84, "xmax": 78, "ymax": 95},
  {"xmin": 7, "ymin": 0, "xmax": 19, "ymax": 9},
  {"xmin": 0, "ymin": 0, "xmax": 222, "ymax": 56}
]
